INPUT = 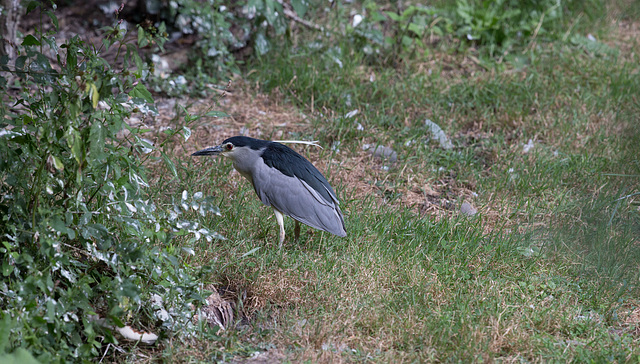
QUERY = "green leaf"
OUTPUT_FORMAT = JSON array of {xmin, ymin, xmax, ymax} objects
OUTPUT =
[
  {"xmin": 31, "ymin": 53, "xmax": 55, "ymax": 83},
  {"xmin": 89, "ymin": 122, "xmax": 106, "ymax": 161},
  {"xmin": 204, "ymin": 111, "xmax": 229, "ymax": 118},
  {"xmin": 33, "ymin": 53, "xmax": 52, "ymax": 70},
  {"xmin": 402, "ymin": 5, "xmax": 420, "ymax": 18},
  {"xmin": 22, "ymin": 35, "xmax": 41, "ymax": 46},
  {"xmin": 25, "ymin": 1, "xmax": 40, "ymax": 15},
  {"xmin": 50, "ymin": 216, "xmax": 76, "ymax": 239},
  {"xmin": 88, "ymin": 83, "xmax": 99, "ymax": 109},
  {"xmin": 291, "ymin": 0, "xmax": 308, "ymax": 17},
  {"xmin": 385, "ymin": 11, "xmax": 401, "ymax": 22},
  {"xmin": 46, "ymin": 298, "xmax": 56, "ymax": 322},
  {"xmin": 182, "ymin": 126, "xmax": 191, "ymax": 141},
  {"xmin": 67, "ymin": 128, "xmax": 84, "ymax": 165},
  {"xmin": 137, "ymin": 26, "xmax": 149, "ymax": 48},
  {"xmin": 408, "ymin": 23, "xmax": 424, "ymax": 37},
  {"xmin": 156, "ymin": 22, "xmax": 168, "ymax": 52},
  {"xmin": 15, "ymin": 56, "xmax": 27, "ymax": 71},
  {"xmin": 0, "ymin": 348, "xmax": 41, "ymax": 364},
  {"xmin": 45, "ymin": 10, "xmax": 59, "ymax": 31},
  {"xmin": 263, "ymin": 0, "xmax": 278, "ymax": 25},
  {"xmin": 132, "ymin": 51, "xmax": 144, "ymax": 77},
  {"xmin": 254, "ymin": 32, "xmax": 270, "ymax": 55},
  {"xmin": 402, "ymin": 35, "xmax": 413, "ymax": 47},
  {"xmin": 161, "ymin": 152, "xmax": 177, "ymax": 178},
  {"xmin": 52, "ymin": 155, "xmax": 64, "ymax": 171},
  {"xmin": 1, "ymin": 260, "xmax": 13, "ymax": 276},
  {"xmin": 247, "ymin": 0, "xmax": 263, "ymax": 11},
  {"xmin": 109, "ymin": 315, "xmax": 125, "ymax": 328},
  {"xmin": 49, "ymin": 90, "xmax": 59, "ymax": 107},
  {"xmin": 129, "ymin": 83, "xmax": 154, "ymax": 104},
  {"xmin": 71, "ymin": 129, "xmax": 84, "ymax": 167},
  {"xmin": 81, "ymin": 224, "xmax": 109, "ymax": 240},
  {"xmin": 79, "ymin": 212, "xmax": 92, "ymax": 226}
]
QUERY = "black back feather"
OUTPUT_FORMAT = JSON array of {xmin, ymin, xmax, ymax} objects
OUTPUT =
[{"xmin": 262, "ymin": 142, "xmax": 337, "ymax": 204}]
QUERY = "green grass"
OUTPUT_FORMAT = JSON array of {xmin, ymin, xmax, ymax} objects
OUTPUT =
[
  {"xmin": 155, "ymin": 178, "xmax": 639, "ymax": 361},
  {"xmin": 139, "ymin": 5, "xmax": 640, "ymax": 363}
]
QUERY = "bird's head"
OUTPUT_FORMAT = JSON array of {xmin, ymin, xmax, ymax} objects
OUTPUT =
[{"xmin": 192, "ymin": 136, "xmax": 270, "ymax": 161}]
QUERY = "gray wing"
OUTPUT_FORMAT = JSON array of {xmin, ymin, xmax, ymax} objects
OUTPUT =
[
  {"xmin": 250, "ymin": 159, "xmax": 346, "ymax": 237},
  {"xmin": 262, "ymin": 142, "xmax": 339, "ymax": 204}
]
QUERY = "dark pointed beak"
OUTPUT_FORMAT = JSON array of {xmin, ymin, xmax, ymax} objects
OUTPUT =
[{"xmin": 192, "ymin": 145, "xmax": 223, "ymax": 156}]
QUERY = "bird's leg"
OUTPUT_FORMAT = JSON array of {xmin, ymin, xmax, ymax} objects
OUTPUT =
[
  {"xmin": 294, "ymin": 220, "xmax": 300, "ymax": 243},
  {"xmin": 273, "ymin": 208, "xmax": 286, "ymax": 248}
]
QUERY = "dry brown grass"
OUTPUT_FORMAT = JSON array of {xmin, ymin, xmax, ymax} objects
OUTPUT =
[{"xmin": 606, "ymin": 10, "xmax": 640, "ymax": 58}]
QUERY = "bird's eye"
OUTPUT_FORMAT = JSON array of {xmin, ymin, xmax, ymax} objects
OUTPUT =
[{"xmin": 225, "ymin": 143, "xmax": 233, "ymax": 151}]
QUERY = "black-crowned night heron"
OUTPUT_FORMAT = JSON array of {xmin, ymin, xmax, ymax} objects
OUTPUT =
[{"xmin": 192, "ymin": 136, "xmax": 346, "ymax": 245}]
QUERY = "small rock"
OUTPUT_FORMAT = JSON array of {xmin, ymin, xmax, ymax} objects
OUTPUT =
[
  {"xmin": 363, "ymin": 144, "xmax": 398, "ymax": 163},
  {"xmin": 460, "ymin": 201, "xmax": 477, "ymax": 216},
  {"xmin": 425, "ymin": 119, "xmax": 454, "ymax": 150},
  {"xmin": 151, "ymin": 54, "xmax": 171, "ymax": 79},
  {"xmin": 523, "ymin": 139, "xmax": 534, "ymax": 153},
  {"xmin": 331, "ymin": 140, "xmax": 341, "ymax": 152},
  {"xmin": 352, "ymin": 14, "xmax": 363, "ymax": 27}
]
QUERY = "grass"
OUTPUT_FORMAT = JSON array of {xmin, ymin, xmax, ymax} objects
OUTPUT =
[{"xmin": 137, "ymin": 4, "xmax": 640, "ymax": 363}]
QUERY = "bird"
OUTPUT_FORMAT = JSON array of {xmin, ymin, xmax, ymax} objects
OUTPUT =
[{"xmin": 192, "ymin": 136, "xmax": 346, "ymax": 246}]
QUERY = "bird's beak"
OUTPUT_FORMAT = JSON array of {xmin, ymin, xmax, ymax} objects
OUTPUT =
[{"xmin": 191, "ymin": 145, "xmax": 223, "ymax": 156}]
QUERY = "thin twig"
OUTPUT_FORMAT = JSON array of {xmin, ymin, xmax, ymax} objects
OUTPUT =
[
  {"xmin": 275, "ymin": 140, "xmax": 323, "ymax": 149},
  {"xmin": 524, "ymin": 13, "xmax": 545, "ymax": 53},
  {"xmin": 275, "ymin": 0, "xmax": 325, "ymax": 32}
]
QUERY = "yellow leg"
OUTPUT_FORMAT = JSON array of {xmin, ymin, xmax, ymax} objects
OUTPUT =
[
  {"xmin": 273, "ymin": 208, "xmax": 285, "ymax": 248},
  {"xmin": 294, "ymin": 220, "xmax": 300, "ymax": 243}
]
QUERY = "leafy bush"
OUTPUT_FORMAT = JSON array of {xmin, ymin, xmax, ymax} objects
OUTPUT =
[
  {"xmin": 143, "ymin": 0, "xmax": 299, "ymax": 86},
  {"xmin": 167, "ymin": 0, "xmax": 244, "ymax": 78},
  {"xmin": 344, "ymin": 0, "xmax": 604, "ymax": 62},
  {"xmin": 454, "ymin": 0, "xmax": 564, "ymax": 52},
  {"xmin": 347, "ymin": 3, "xmax": 453, "ymax": 64},
  {"xmin": 0, "ymin": 3, "xmax": 221, "ymax": 362}
]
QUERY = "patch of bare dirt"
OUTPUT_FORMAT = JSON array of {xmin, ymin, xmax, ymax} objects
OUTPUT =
[
  {"xmin": 609, "ymin": 20, "xmax": 640, "ymax": 57},
  {"xmin": 186, "ymin": 84, "xmax": 312, "ymax": 148},
  {"xmin": 605, "ymin": 0, "xmax": 640, "ymax": 58},
  {"xmin": 415, "ymin": 51, "xmax": 488, "ymax": 81},
  {"xmin": 229, "ymin": 349, "xmax": 286, "ymax": 364},
  {"xmin": 607, "ymin": 303, "xmax": 640, "ymax": 343}
]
